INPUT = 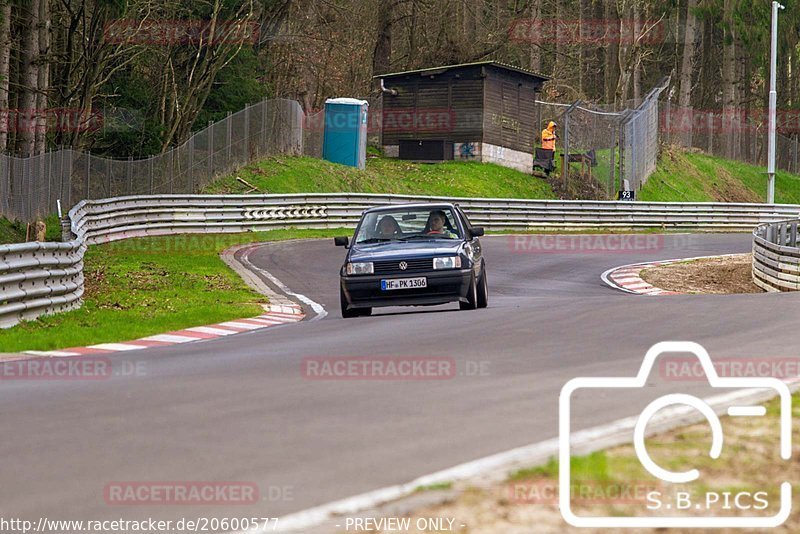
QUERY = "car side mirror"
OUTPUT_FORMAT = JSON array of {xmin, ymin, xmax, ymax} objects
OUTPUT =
[
  {"xmin": 334, "ymin": 236, "xmax": 349, "ymax": 248},
  {"xmin": 470, "ymin": 227, "xmax": 485, "ymax": 237}
]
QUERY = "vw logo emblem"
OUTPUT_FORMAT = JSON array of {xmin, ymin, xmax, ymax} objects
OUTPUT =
[{"xmin": 399, "ymin": 261, "xmax": 408, "ymax": 270}]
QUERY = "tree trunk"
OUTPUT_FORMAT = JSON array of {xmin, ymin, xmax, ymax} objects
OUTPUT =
[
  {"xmin": 632, "ymin": 2, "xmax": 641, "ymax": 106},
  {"xmin": 604, "ymin": 0, "xmax": 619, "ymax": 105},
  {"xmin": 678, "ymin": 0, "xmax": 698, "ymax": 146},
  {"xmin": 372, "ymin": 0, "xmax": 392, "ymax": 75},
  {"xmin": 529, "ymin": 0, "xmax": 541, "ymax": 74},
  {"xmin": 721, "ymin": 0, "xmax": 737, "ymax": 159},
  {"xmin": 0, "ymin": 1, "xmax": 12, "ymax": 153},
  {"xmin": 35, "ymin": 0, "xmax": 50, "ymax": 155},
  {"xmin": 16, "ymin": 0, "xmax": 39, "ymax": 157}
]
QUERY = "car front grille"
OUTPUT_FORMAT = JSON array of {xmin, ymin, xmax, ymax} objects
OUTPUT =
[{"xmin": 373, "ymin": 258, "xmax": 433, "ymax": 275}]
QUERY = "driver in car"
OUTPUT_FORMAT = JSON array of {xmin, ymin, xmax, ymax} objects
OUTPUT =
[
  {"xmin": 376, "ymin": 215, "xmax": 401, "ymax": 239},
  {"xmin": 425, "ymin": 210, "xmax": 457, "ymax": 238}
]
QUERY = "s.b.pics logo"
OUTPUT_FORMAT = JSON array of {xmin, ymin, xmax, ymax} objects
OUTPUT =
[{"xmin": 559, "ymin": 341, "xmax": 792, "ymax": 528}]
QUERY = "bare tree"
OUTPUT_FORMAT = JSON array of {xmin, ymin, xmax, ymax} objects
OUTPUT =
[
  {"xmin": 677, "ymin": 0, "xmax": 698, "ymax": 146},
  {"xmin": 17, "ymin": 0, "xmax": 40, "ymax": 157},
  {"xmin": 0, "ymin": 0, "xmax": 11, "ymax": 153}
]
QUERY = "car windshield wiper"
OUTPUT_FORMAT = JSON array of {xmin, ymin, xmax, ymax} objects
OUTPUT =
[
  {"xmin": 399, "ymin": 235, "xmax": 455, "ymax": 241},
  {"xmin": 357, "ymin": 238, "xmax": 394, "ymax": 244}
]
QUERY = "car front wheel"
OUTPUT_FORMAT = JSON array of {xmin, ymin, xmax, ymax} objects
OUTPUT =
[
  {"xmin": 340, "ymin": 286, "xmax": 371, "ymax": 318},
  {"xmin": 459, "ymin": 273, "xmax": 478, "ymax": 310},
  {"xmin": 477, "ymin": 267, "xmax": 488, "ymax": 308}
]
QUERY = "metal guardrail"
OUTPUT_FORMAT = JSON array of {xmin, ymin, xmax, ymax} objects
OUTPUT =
[
  {"xmin": 752, "ymin": 219, "xmax": 800, "ymax": 292},
  {"xmin": 3, "ymin": 193, "xmax": 800, "ymax": 329}
]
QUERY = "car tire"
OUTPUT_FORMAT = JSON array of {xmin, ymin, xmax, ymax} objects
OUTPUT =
[
  {"xmin": 459, "ymin": 273, "xmax": 478, "ymax": 310},
  {"xmin": 340, "ymin": 286, "xmax": 361, "ymax": 318},
  {"xmin": 477, "ymin": 267, "xmax": 488, "ymax": 309}
]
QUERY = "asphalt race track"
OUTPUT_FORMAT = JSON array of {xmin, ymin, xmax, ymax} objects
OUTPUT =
[{"xmin": 1, "ymin": 233, "xmax": 797, "ymax": 528}]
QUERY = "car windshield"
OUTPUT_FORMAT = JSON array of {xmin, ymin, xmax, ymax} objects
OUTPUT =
[{"xmin": 355, "ymin": 207, "xmax": 462, "ymax": 244}]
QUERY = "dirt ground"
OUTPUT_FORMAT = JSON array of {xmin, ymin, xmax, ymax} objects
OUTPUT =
[
  {"xmin": 366, "ymin": 394, "xmax": 800, "ymax": 534},
  {"xmin": 640, "ymin": 253, "xmax": 763, "ymax": 294}
]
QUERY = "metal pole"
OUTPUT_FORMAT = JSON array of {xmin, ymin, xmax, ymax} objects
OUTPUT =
[
  {"xmin": 560, "ymin": 100, "xmax": 581, "ymax": 191},
  {"xmin": 226, "ymin": 111, "xmax": 232, "ymax": 167},
  {"xmin": 208, "ymin": 120, "xmax": 214, "ymax": 179},
  {"xmin": 562, "ymin": 111, "xmax": 569, "ymax": 190},
  {"xmin": 127, "ymin": 156, "xmax": 133, "ymax": 194},
  {"xmin": 767, "ymin": 1, "xmax": 785, "ymax": 204},
  {"xmin": 188, "ymin": 137, "xmax": 194, "ymax": 193},
  {"xmin": 244, "ymin": 103, "xmax": 250, "ymax": 160},
  {"xmin": 85, "ymin": 151, "xmax": 90, "ymax": 199}
]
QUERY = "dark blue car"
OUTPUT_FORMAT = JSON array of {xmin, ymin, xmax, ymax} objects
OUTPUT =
[{"xmin": 334, "ymin": 203, "xmax": 488, "ymax": 318}]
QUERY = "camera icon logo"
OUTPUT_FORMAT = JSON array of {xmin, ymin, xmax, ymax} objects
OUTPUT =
[{"xmin": 559, "ymin": 341, "xmax": 792, "ymax": 528}]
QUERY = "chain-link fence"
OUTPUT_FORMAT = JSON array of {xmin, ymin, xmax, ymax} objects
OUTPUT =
[
  {"xmin": 620, "ymin": 78, "xmax": 670, "ymax": 192},
  {"xmin": 533, "ymin": 78, "xmax": 668, "ymax": 199},
  {"xmin": 1, "ymin": 98, "xmax": 304, "ymax": 222},
  {"xmin": 3, "ymin": 86, "xmax": 669, "ymax": 222},
  {"xmin": 660, "ymin": 103, "xmax": 800, "ymax": 176}
]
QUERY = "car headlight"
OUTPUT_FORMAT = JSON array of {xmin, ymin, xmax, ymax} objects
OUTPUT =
[
  {"xmin": 346, "ymin": 262, "xmax": 374, "ymax": 275},
  {"xmin": 433, "ymin": 256, "xmax": 462, "ymax": 270}
]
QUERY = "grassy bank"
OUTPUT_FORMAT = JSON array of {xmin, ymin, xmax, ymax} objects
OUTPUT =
[
  {"xmin": 0, "ymin": 229, "xmax": 344, "ymax": 352},
  {"xmin": 640, "ymin": 147, "xmax": 800, "ymax": 203},
  {"xmin": 206, "ymin": 149, "xmax": 800, "ymax": 205},
  {"xmin": 0, "ymin": 213, "xmax": 62, "ymax": 244},
  {"xmin": 203, "ymin": 153, "xmax": 556, "ymax": 199}
]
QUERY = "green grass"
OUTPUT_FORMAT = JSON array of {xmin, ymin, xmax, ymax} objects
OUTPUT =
[
  {"xmin": 414, "ymin": 482, "xmax": 453, "ymax": 492},
  {"xmin": 640, "ymin": 147, "xmax": 800, "ymax": 203},
  {"xmin": 0, "ymin": 213, "xmax": 62, "ymax": 244},
  {"xmin": 0, "ymin": 228, "xmax": 345, "ymax": 352},
  {"xmin": 203, "ymin": 154, "xmax": 556, "ymax": 199}
]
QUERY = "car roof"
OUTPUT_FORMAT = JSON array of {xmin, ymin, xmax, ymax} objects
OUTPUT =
[{"xmin": 362, "ymin": 203, "xmax": 458, "ymax": 214}]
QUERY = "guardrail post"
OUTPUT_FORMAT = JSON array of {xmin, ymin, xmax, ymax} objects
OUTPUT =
[{"xmin": 61, "ymin": 216, "xmax": 74, "ymax": 241}]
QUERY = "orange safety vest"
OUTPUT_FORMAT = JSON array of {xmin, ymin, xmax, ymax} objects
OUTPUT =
[{"xmin": 541, "ymin": 122, "xmax": 556, "ymax": 151}]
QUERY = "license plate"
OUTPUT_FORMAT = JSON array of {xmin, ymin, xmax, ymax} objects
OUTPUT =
[{"xmin": 381, "ymin": 277, "xmax": 427, "ymax": 291}]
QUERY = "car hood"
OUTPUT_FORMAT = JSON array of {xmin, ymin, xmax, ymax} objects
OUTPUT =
[{"xmin": 349, "ymin": 240, "xmax": 463, "ymax": 262}]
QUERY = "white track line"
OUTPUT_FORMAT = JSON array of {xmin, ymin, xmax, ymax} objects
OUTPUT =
[{"xmin": 239, "ymin": 246, "xmax": 327, "ymax": 321}]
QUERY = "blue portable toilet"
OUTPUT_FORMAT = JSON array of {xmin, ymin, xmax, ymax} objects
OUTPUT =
[{"xmin": 322, "ymin": 98, "xmax": 369, "ymax": 170}]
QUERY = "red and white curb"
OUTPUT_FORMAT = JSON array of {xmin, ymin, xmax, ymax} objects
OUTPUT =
[
  {"xmin": 601, "ymin": 254, "xmax": 743, "ymax": 296},
  {"xmin": 602, "ymin": 260, "xmax": 682, "ymax": 295},
  {"xmin": 22, "ymin": 304, "xmax": 305, "ymax": 358}
]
